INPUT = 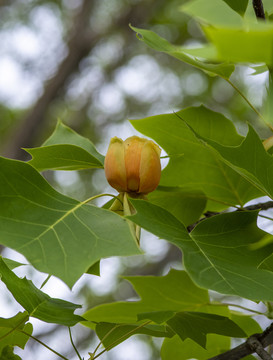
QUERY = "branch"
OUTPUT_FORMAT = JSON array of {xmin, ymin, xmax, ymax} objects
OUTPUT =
[
  {"xmin": 252, "ymin": 0, "xmax": 266, "ymax": 20},
  {"xmin": 187, "ymin": 201, "xmax": 273, "ymax": 232},
  {"xmin": 208, "ymin": 323, "xmax": 273, "ymax": 360}
]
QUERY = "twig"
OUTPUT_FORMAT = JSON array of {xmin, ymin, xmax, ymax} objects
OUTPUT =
[
  {"xmin": 208, "ymin": 323, "xmax": 273, "ymax": 360},
  {"xmin": 187, "ymin": 201, "xmax": 273, "ymax": 232},
  {"xmin": 252, "ymin": 0, "xmax": 266, "ymax": 20}
]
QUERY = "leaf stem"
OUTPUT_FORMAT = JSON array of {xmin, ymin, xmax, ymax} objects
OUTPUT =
[
  {"xmin": 91, "ymin": 324, "xmax": 119, "ymax": 357},
  {"xmin": 82, "ymin": 193, "xmax": 122, "ymax": 206},
  {"xmin": 20, "ymin": 329, "xmax": 69, "ymax": 360},
  {"xmin": 92, "ymin": 321, "xmax": 152, "ymax": 359},
  {"xmin": 226, "ymin": 78, "xmax": 264, "ymax": 121},
  {"xmin": 210, "ymin": 302, "xmax": 266, "ymax": 316},
  {"xmin": 68, "ymin": 327, "xmax": 82, "ymax": 360}
]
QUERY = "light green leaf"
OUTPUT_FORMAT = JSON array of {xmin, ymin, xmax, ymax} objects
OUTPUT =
[
  {"xmin": 230, "ymin": 313, "xmax": 262, "ymax": 336},
  {"xmin": 131, "ymin": 106, "xmax": 261, "ymax": 209},
  {"xmin": 95, "ymin": 322, "xmax": 174, "ymax": 350},
  {"xmin": 128, "ymin": 199, "xmax": 273, "ymax": 302},
  {"xmin": 161, "ymin": 334, "xmax": 230, "ymax": 360},
  {"xmin": 166, "ymin": 312, "xmax": 246, "ymax": 348},
  {"xmin": 83, "ymin": 269, "xmax": 209, "ymax": 324},
  {"xmin": 0, "ymin": 312, "xmax": 32, "ymax": 353},
  {"xmin": 130, "ymin": 26, "xmax": 234, "ymax": 79},
  {"xmin": 0, "ymin": 258, "xmax": 82, "ymax": 326},
  {"xmin": 204, "ymin": 22, "xmax": 273, "ymax": 65},
  {"xmin": 0, "ymin": 157, "xmax": 141, "ymax": 287},
  {"xmin": 2, "ymin": 259, "xmax": 25, "ymax": 271},
  {"xmin": 148, "ymin": 188, "xmax": 206, "ymax": 226},
  {"xmin": 181, "ymin": 0, "xmax": 243, "ymax": 27},
  {"xmin": 26, "ymin": 120, "xmax": 104, "ymax": 171}
]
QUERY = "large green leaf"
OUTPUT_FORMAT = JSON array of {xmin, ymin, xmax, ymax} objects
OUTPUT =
[
  {"xmin": 0, "ymin": 157, "xmax": 141, "ymax": 287},
  {"xmin": 26, "ymin": 120, "xmax": 104, "ymax": 171},
  {"xmin": 130, "ymin": 26, "xmax": 234, "ymax": 79},
  {"xmin": 128, "ymin": 199, "xmax": 273, "ymax": 301},
  {"xmin": 131, "ymin": 106, "xmax": 261, "ymax": 209},
  {"xmin": 197, "ymin": 125, "xmax": 273, "ymax": 199},
  {"xmin": 166, "ymin": 312, "xmax": 245, "ymax": 348},
  {"xmin": 83, "ymin": 269, "xmax": 209, "ymax": 324},
  {"xmin": 0, "ymin": 312, "xmax": 32, "ymax": 353},
  {"xmin": 0, "ymin": 258, "xmax": 82, "ymax": 326}
]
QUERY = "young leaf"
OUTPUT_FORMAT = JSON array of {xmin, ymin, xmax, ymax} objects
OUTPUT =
[
  {"xmin": 26, "ymin": 120, "xmax": 104, "ymax": 171},
  {"xmin": 166, "ymin": 312, "xmax": 246, "ymax": 349},
  {"xmin": 131, "ymin": 106, "xmax": 261, "ymax": 209},
  {"xmin": 222, "ymin": 0, "xmax": 249, "ymax": 16},
  {"xmin": 0, "ymin": 157, "xmax": 141, "ymax": 287},
  {"xmin": 130, "ymin": 26, "xmax": 235, "ymax": 79},
  {"xmin": 83, "ymin": 269, "xmax": 209, "ymax": 325},
  {"xmin": 0, "ymin": 312, "xmax": 32, "ymax": 353},
  {"xmin": 128, "ymin": 199, "xmax": 273, "ymax": 302}
]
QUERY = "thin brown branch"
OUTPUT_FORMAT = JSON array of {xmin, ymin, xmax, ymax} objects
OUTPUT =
[
  {"xmin": 252, "ymin": 0, "xmax": 266, "ymax": 20},
  {"xmin": 208, "ymin": 323, "xmax": 273, "ymax": 360},
  {"xmin": 187, "ymin": 201, "xmax": 273, "ymax": 232}
]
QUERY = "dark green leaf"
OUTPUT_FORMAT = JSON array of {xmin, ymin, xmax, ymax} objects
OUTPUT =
[
  {"xmin": 26, "ymin": 120, "xmax": 104, "ymax": 171},
  {"xmin": 0, "ymin": 157, "xmax": 141, "ymax": 287},
  {"xmin": 166, "ymin": 312, "xmax": 246, "ymax": 348},
  {"xmin": 222, "ymin": 0, "xmax": 249, "ymax": 15},
  {"xmin": 83, "ymin": 269, "xmax": 209, "ymax": 324},
  {"xmin": 0, "ymin": 312, "xmax": 32, "ymax": 353},
  {"xmin": 130, "ymin": 26, "xmax": 234, "ymax": 79},
  {"xmin": 0, "ymin": 346, "xmax": 22, "ymax": 360},
  {"xmin": 137, "ymin": 311, "xmax": 175, "ymax": 324},
  {"xmin": 131, "ymin": 106, "xmax": 261, "ymax": 209},
  {"xmin": 128, "ymin": 199, "xmax": 273, "ymax": 301},
  {"xmin": 95, "ymin": 322, "xmax": 174, "ymax": 350},
  {"xmin": 0, "ymin": 258, "xmax": 82, "ymax": 326}
]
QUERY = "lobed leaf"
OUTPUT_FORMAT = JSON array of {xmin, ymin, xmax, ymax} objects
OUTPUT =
[
  {"xmin": 0, "ymin": 157, "xmax": 141, "ymax": 287},
  {"xmin": 26, "ymin": 120, "xmax": 104, "ymax": 171}
]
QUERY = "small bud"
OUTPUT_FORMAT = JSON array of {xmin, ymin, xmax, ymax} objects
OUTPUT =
[{"xmin": 104, "ymin": 136, "xmax": 161, "ymax": 194}]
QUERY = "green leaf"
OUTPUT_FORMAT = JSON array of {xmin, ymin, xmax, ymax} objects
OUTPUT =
[
  {"xmin": 0, "ymin": 312, "xmax": 32, "ymax": 353},
  {"xmin": 26, "ymin": 120, "xmax": 104, "ymax": 171},
  {"xmin": 181, "ymin": 0, "xmax": 243, "ymax": 27},
  {"xmin": 130, "ymin": 26, "xmax": 234, "ymax": 79},
  {"xmin": 148, "ymin": 189, "xmax": 206, "ymax": 226},
  {"xmin": 161, "ymin": 334, "xmax": 230, "ymax": 360},
  {"xmin": 0, "ymin": 346, "xmax": 22, "ymax": 360},
  {"xmin": 166, "ymin": 312, "xmax": 246, "ymax": 348},
  {"xmin": 131, "ymin": 106, "xmax": 261, "ymax": 209},
  {"xmin": 0, "ymin": 258, "xmax": 82, "ymax": 326},
  {"xmin": 2, "ymin": 259, "xmax": 25, "ymax": 271},
  {"xmin": 95, "ymin": 322, "xmax": 174, "ymax": 350},
  {"xmin": 197, "ymin": 125, "xmax": 273, "ymax": 198},
  {"xmin": 83, "ymin": 269, "xmax": 209, "ymax": 324},
  {"xmin": 0, "ymin": 157, "xmax": 141, "ymax": 287},
  {"xmin": 128, "ymin": 199, "xmax": 273, "ymax": 302},
  {"xmin": 204, "ymin": 22, "xmax": 273, "ymax": 65},
  {"xmin": 222, "ymin": 0, "xmax": 249, "ymax": 15},
  {"xmin": 230, "ymin": 313, "xmax": 262, "ymax": 336}
]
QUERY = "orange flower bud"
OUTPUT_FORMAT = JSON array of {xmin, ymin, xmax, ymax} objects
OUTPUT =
[{"xmin": 104, "ymin": 136, "xmax": 161, "ymax": 194}]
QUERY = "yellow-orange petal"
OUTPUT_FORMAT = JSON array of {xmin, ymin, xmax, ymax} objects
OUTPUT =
[
  {"xmin": 124, "ymin": 136, "xmax": 146, "ymax": 192},
  {"xmin": 104, "ymin": 137, "xmax": 127, "ymax": 192},
  {"xmin": 139, "ymin": 140, "xmax": 161, "ymax": 194}
]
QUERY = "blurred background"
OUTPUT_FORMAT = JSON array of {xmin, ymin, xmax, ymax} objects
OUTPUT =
[{"xmin": 0, "ymin": 0, "xmax": 270, "ymax": 359}]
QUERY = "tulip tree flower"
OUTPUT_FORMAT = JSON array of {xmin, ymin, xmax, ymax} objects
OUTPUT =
[{"xmin": 104, "ymin": 136, "xmax": 161, "ymax": 195}]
